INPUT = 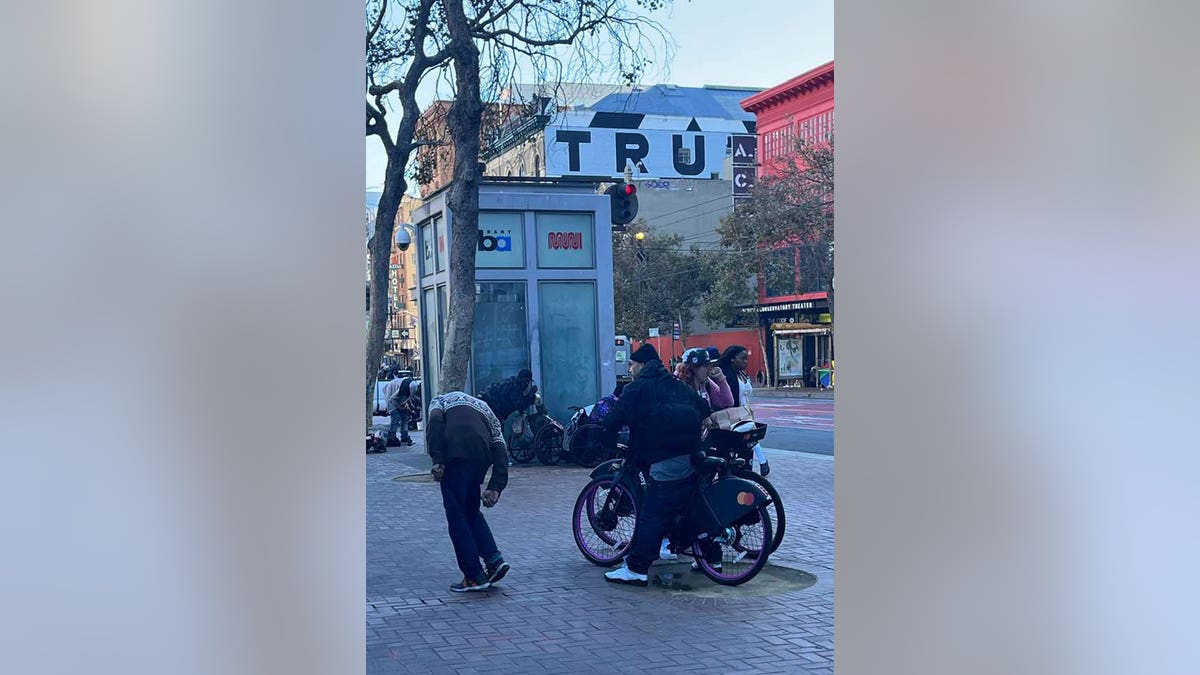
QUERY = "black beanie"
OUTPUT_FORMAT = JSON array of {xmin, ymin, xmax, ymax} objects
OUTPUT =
[{"xmin": 630, "ymin": 343, "xmax": 659, "ymax": 364}]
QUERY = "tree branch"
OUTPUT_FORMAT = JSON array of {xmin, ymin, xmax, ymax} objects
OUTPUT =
[
  {"xmin": 366, "ymin": 0, "xmax": 388, "ymax": 48},
  {"xmin": 366, "ymin": 101, "xmax": 395, "ymax": 152}
]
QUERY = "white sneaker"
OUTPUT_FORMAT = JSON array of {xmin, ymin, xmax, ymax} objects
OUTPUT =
[
  {"xmin": 604, "ymin": 564, "xmax": 648, "ymax": 586},
  {"xmin": 659, "ymin": 538, "xmax": 678, "ymax": 561},
  {"xmin": 691, "ymin": 560, "xmax": 722, "ymax": 573}
]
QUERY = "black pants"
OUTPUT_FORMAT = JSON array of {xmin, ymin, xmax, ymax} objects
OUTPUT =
[
  {"xmin": 625, "ymin": 475, "xmax": 721, "ymax": 575},
  {"xmin": 439, "ymin": 460, "xmax": 501, "ymax": 580}
]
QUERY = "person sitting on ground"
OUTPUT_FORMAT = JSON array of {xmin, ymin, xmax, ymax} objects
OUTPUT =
[
  {"xmin": 600, "ymin": 343, "xmax": 722, "ymax": 586},
  {"xmin": 426, "ymin": 391, "xmax": 512, "ymax": 593}
]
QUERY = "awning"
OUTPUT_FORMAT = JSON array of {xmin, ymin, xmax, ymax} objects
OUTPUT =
[{"xmin": 773, "ymin": 328, "xmax": 831, "ymax": 335}]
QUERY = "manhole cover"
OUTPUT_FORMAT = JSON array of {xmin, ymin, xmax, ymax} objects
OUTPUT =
[{"xmin": 393, "ymin": 473, "xmax": 434, "ymax": 483}]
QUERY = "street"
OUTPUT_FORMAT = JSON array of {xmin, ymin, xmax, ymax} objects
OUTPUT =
[
  {"xmin": 367, "ymin": 419, "xmax": 834, "ymax": 674},
  {"xmin": 752, "ymin": 398, "xmax": 835, "ymax": 456}
]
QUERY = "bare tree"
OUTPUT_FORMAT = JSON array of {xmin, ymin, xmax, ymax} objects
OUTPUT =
[
  {"xmin": 427, "ymin": 0, "xmax": 674, "ymax": 393},
  {"xmin": 367, "ymin": 0, "xmax": 673, "ymax": 400},
  {"xmin": 364, "ymin": 0, "xmax": 453, "ymax": 425}
]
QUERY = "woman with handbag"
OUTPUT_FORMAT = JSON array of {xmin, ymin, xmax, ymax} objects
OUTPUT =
[{"xmin": 717, "ymin": 345, "xmax": 769, "ymax": 477}]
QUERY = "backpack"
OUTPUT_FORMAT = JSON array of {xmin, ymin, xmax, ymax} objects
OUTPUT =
[
  {"xmin": 647, "ymin": 378, "xmax": 703, "ymax": 454},
  {"xmin": 588, "ymin": 395, "xmax": 619, "ymax": 425},
  {"xmin": 387, "ymin": 377, "xmax": 411, "ymax": 408}
]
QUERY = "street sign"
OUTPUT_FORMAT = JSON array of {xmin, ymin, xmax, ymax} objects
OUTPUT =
[
  {"xmin": 732, "ymin": 166, "xmax": 757, "ymax": 196},
  {"xmin": 400, "ymin": 329, "xmax": 411, "ymax": 339},
  {"xmin": 649, "ymin": 327, "xmax": 660, "ymax": 337},
  {"xmin": 672, "ymin": 322, "xmax": 681, "ymax": 340},
  {"xmin": 731, "ymin": 134, "xmax": 757, "ymax": 165}
]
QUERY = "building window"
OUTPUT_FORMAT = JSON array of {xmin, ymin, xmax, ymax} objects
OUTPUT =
[
  {"xmin": 471, "ymin": 282, "xmax": 530, "ymax": 392},
  {"xmin": 538, "ymin": 282, "xmax": 599, "ymax": 423}
]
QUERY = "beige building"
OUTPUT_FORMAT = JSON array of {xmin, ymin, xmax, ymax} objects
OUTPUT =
[{"xmin": 386, "ymin": 194, "xmax": 423, "ymax": 369}]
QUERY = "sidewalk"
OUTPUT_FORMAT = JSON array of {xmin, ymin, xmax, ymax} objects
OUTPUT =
[{"xmin": 366, "ymin": 421, "xmax": 834, "ymax": 674}]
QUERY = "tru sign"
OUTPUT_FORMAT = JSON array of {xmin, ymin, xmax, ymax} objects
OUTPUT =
[{"xmin": 545, "ymin": 126, "xmax": 732, "ymax": 179}]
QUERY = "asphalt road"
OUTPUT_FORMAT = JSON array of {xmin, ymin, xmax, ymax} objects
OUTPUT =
[{"xmin": 752, "ymin": 398, "xmax": 835, "ymax": 456}]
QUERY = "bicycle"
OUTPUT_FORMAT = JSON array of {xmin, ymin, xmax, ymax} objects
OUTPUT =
[
  {"xmin": 705, "ymin": 423, "xmax": 786, "ymax": 556},
  {"xmin": 564, "ymin": 405, "xmax": 614, "ymax": 468},
  {"xmin": 571, "ymin": 447, "xmax": 775, "ymax": 586},
  {"xmin": 504, "ymin": 393, "xmax": 565, "ymax": 466},
  {"xmin": 584, "ymin": 422, "xmax": 785, "ymax": 556}
]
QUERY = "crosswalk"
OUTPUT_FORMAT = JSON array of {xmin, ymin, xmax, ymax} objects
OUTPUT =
[{"xmin": 751, "ymin": 400, "xmax": 835, "ymax": 432}]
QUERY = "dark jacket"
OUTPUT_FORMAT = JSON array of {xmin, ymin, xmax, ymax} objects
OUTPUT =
[
  {"xmin": 718, "ymin": 362, "xmax": 742, "ymax": 407},
  {"xmin": 602, "ymin": 359, "xmax": 711, "ymax": 466},
  {"xmin": 426, "ymin": 392, "xmax": 509, "ymax": 493},
  {"xmin": 477, "ymin": 375, "xmax": 536, "ymax": 422}
]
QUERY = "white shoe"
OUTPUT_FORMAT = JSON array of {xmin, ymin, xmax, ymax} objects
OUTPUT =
[
  {"xmin": 604, "ymin": 564, "xmax": 648, "ymax": 586},
  {"xmin": 659, "ymin": 539, "xmax": 678, "ymax": 561},
  {"xmin": 691, "ymin": 560, "xmax": 722, "ymax": 573}
]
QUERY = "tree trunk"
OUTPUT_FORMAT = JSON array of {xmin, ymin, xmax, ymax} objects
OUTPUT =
[
  {"xmin": 439, "ymin": 3, "xmax": 485, "ymax": 394},
  {"xmin": 365, "ymin": 153, "xmax": 408, "ymax": 426}
]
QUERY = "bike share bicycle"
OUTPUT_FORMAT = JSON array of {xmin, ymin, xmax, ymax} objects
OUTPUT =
[{"xmin": 571, "ymin": 442, "xmax": 775, "ymax": 586}]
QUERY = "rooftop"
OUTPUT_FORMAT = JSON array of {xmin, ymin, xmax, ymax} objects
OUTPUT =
[
  {"xmin": 588, "ymin": 84, "xmax": 762, "ymax": 120},
  {"xmin": 741, "ymin": 61, "xmax": 835, "ymax": 113}
]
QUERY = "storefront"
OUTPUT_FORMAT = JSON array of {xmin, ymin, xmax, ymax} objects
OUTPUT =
[
  {"xmin": 409, "ymin": 180, "xmax": 617, "ymax": 423},
  {"xmin": 748, "ymin": 296, "xmax": 832, "ymax": 387}
]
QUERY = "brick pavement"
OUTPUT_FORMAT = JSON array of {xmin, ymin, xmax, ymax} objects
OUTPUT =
[{"xmin": 367, "ymin": 428, "xmax": 833, "ymax": 674}]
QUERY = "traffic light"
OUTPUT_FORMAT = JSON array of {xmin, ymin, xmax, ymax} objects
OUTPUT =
[{"xmin": 606, "ymin": 182, "xmax": 639, "ymax": 226}]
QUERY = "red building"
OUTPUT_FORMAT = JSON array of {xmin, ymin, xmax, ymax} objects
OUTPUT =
[
  {"xmin": 682, "ymin": 62, "xmax": 834, "ymax": 388},
  {"xmin": 742, "ymin": 61, "xmax": 834, "ymax": 387}
]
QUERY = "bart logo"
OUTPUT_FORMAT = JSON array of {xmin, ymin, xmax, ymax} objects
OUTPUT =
[{"xmin": 737, "ymin": 491, "xmax": 755, "ymax": 506}]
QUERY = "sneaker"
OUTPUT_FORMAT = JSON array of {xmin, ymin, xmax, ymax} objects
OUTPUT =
[
  {"xmin": 604, "ymin": 564, "xmax": 648, "ymax": 587},
  {"xmin": 449, "ymin": 575, "xmax": 491, "ymax": 593},
  {"xmin": 486, "ymin": 560, "xmax": 511, "ymax": 585},
  {"xmin": 658, "ymin": 539, "xmax": 678, "ymax": 561},
  {"xmin": 401, "ymin": 439, "xmax": 414, "ymax": 446},
  {"xmin": 691, "ymin": 560, "xmax": 722, "ymax": 573}
]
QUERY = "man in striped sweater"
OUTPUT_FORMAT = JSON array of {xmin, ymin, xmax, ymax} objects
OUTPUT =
[{"xmin": 426, "ymin": 392, "xmax": 511, "ymax": 593}]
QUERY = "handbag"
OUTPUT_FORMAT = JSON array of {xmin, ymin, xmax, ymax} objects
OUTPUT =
[{"xmin": 705, "ymin": 405, "xmax": 755, "ymax": 431}]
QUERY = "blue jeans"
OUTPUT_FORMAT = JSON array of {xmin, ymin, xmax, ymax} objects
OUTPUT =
[
  {"xmin": 625, "ymin": 475, "xmax": 721, "ymax": 575},
  {"xmin": 439, "ymin": 461, "xmax": 502, "ymax": 580},
  {"xmin": 388, "ymin": 407, "xmax": 411, "ymax": 442}
]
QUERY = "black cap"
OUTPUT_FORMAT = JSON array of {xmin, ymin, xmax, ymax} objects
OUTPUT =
[
  {"xmin": 518, "ymin": 369, "xmax": 533, "ymax": 380},
  {"xmin": 630, "ymin": 343, "xmax": 659, "ymax": 364},
  {"xmin": 706, "ymin": 346, "xmax": 721, "ymax": 362},
  {"xmin": 683, "ymin": 347, "xmax": 711, "ymax": 366}
]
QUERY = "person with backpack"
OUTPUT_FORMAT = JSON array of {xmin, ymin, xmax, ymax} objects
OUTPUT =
[
  {"xmin": 384, "ymin": 373, "xmax": 420, "ymax": 447},
  {"xmin": 476, "ymin": 369, "xmax": 537, "ymax": 425},
  {"xmin": 600, "ymin": 343, "xmax": 722, "ymax": 586}
]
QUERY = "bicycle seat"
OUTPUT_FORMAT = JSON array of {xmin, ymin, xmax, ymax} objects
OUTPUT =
[
  {"xmin": 568, "ymin": 405, "xmax": 584, "ymax": 411},
  {"xmin": 701, "ymin": 456, "xmax": 727, "ymax": 472}
]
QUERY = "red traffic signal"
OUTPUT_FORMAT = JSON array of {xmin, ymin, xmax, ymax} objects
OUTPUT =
[{"xmin": 606, "ymin": 183, "xmax": 639, "ymax": 226}]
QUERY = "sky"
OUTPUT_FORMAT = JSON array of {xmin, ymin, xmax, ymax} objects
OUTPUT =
[{"xmin": 365, "ymin": 0, "xmax": 834, "ymax": 191}]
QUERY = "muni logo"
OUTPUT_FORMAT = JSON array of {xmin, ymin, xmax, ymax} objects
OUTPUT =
[{"xmin": 547, "ymin": 232, "xmax": 584, "ymax": 250}]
